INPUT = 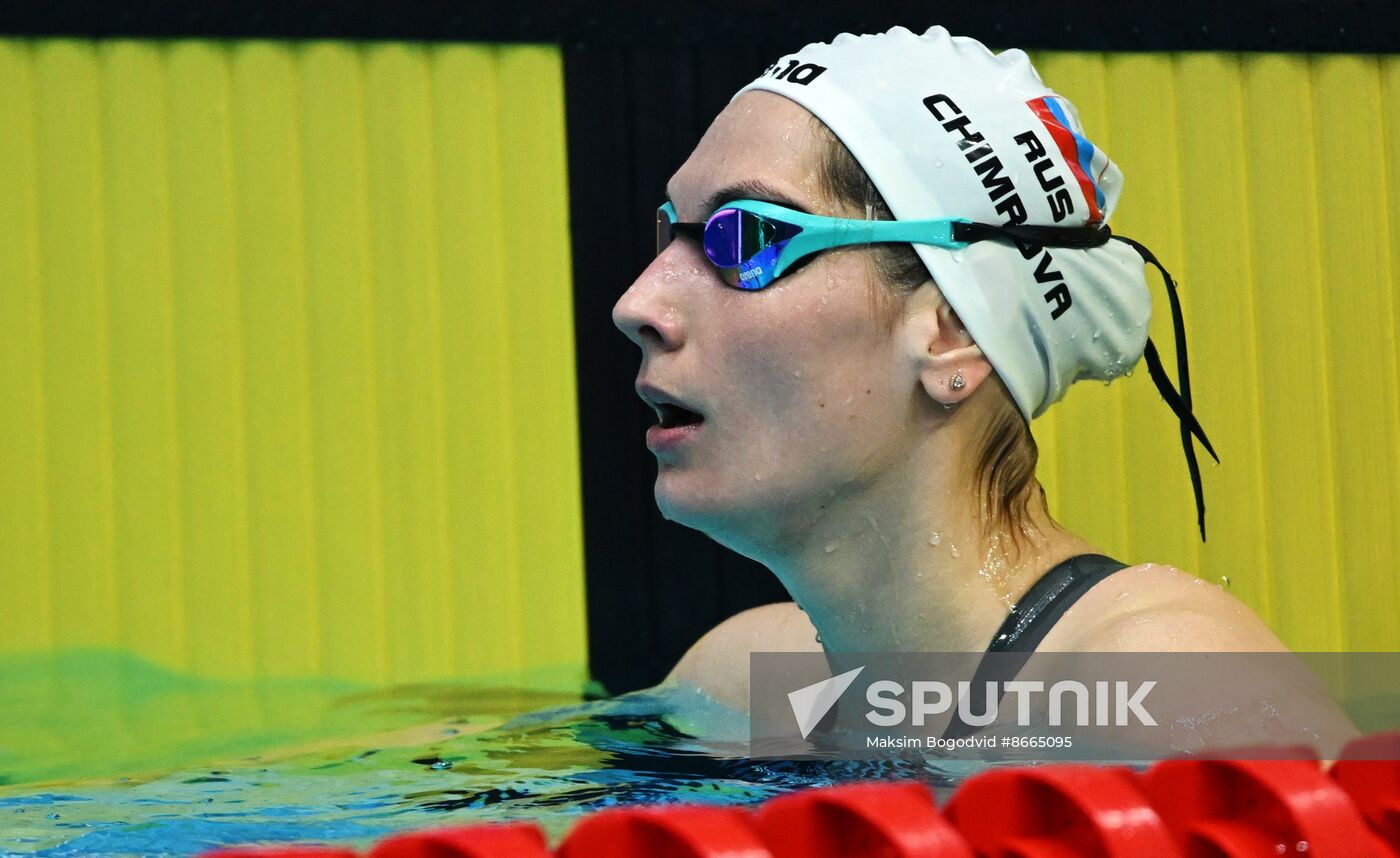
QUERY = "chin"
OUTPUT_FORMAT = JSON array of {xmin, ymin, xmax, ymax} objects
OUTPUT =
[
  {"xmin": 653, "ymin": 472, "xmax": 792, "ymax": 561},
  {"xmin": 653, "ymin": 472, "xmax": 723, "ymax": 528}
]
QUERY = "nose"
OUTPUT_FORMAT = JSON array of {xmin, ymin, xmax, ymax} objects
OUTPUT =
[{"xmin": 612, "ymin": 251, "xmax": 689, "ymax": 353}]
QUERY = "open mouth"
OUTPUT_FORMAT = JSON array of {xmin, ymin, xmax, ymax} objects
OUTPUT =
[{"xmin": 657, "ymin": 403, "xmax": 704, "ymax": 429}]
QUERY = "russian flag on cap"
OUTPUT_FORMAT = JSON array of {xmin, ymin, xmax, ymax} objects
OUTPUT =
[{"xmin": 1027, "ymin": 95, "xmax": 1110, "ymax": 224}]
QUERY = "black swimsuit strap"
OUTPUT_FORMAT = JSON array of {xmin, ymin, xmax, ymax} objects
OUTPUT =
[
  {"xmin": 942, "ymin": 553, "xmax": 1128, "ymax": 740},
  {"xmin": 986, "ymin": 553, "xmax": 1129, "ymax": 654}
]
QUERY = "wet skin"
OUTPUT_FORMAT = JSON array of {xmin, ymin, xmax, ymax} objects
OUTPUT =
[
  {"xmin": 615, "ymin": 90, "xmax": 1084, "ymax": 655},
  {"xmin": 614, "ymin": 91, "xmax": 1353, "ymax": 756}
]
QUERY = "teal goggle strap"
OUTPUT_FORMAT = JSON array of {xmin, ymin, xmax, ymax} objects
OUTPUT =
[
  {"xmin": 656, "ymin": 199, "xmax": 1115, "ymax": 291},
  {"xmin": 655, "ymin": 199, "xmax": 1217, "ymax": 540}
]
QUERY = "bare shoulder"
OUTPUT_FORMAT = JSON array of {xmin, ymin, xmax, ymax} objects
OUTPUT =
[
  {"xmin": 1035, "ymin": 563, "xmax": 1358, "ymax": 755},
  {"xmin": 1041, "ymin": 562, "xmax": 1290, "ymax": 653},
  {"xmin": 664, "ymin": 601, "xmax": 821, "ymax": 712}
]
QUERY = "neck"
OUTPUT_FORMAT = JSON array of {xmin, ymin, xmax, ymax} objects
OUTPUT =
[{"xmin": 759, "ymin": 440, "xmax": 1097, "ymax": 654}]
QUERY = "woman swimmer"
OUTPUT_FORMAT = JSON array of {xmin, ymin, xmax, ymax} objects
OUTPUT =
[{"xmin": 611, "ymin": 27, "xmax": 1351, "ymax": 750}]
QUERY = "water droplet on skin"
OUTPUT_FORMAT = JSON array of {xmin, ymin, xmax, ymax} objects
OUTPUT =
[
  {"xmin": 928, "ymin": 531, "xmax": 941, "ymax": 546},
  {"xmin": 824, "ymin": 543, "xmax": 838, "ymax": 554},
  {"xmin": 1116, "ymin": 591, "xmax": 1129, "ymax": 601},
  {"xmin": 950, "ymin": 544, "xmax": 960, "ymax": 558}
]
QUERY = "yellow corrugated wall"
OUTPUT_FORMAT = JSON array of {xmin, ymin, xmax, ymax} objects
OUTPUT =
[
  {"xmin": 1, "ymin": 43, "xmax": 1397, "ymax": 684},
  {"xmin": 0, "ymin": 38, "xmax": 587, "ymax": 684},
  {"xmin": 1032, "ymin": 51, "xmax": 1400, "ymax": 652}
]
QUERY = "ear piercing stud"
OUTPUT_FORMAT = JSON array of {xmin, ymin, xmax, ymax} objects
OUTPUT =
[{"xmin": 949, "ymin": 369, "xmax": 966, "ymax": 391}]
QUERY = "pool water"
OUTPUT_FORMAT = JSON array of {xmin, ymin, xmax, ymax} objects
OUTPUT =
[
  {"xmin": 15, "ymin": 653, "xmax": 1390, "ymax": 857},
  {"xmin": 0, "ymin": 659, "xmax": 969, "ymax": 857}
]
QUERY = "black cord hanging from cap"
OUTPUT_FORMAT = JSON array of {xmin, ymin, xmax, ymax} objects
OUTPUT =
[
  {"xmin": 1110, "ymin": 234, "xmax": 1219, "ymax": 541},
  {"xmin": 956, "ymin": 219, "xmax": 1219, "ymax": 540}
]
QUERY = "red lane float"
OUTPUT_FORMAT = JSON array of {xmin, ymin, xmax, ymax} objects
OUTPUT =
[
  {"xmin": 943, "ymin": 764, "xmax": 1179, "ymax": 857},
  {"xmin": 1331, "ymin": 732, "xmax": 1400, "ymax": 851},
  {"xmin": 555, "ymin": 805, "xmax": 772, "ymax": 858},
  {"xmin": 752, "ymin": 781, "xmax": 972, "ymax": 857},
  {"xmin": 1143, "ymin": 754, "xmax": 1391, "ymax": 856}
]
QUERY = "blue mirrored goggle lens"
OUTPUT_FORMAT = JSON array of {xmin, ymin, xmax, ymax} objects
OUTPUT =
[
  {"xmin": 655, "ymin": 204, "xmax": 805, "ymax": 290},
  {"xmin": 703, "ymin": 208, "xmax": 802, "ymax": 290},
  {"xmin": 702, "ymin": 208, "xmax": 769, "ymax": 266}
]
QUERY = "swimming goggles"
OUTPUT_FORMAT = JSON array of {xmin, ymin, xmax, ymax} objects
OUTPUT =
[
  {"xmin": 654, "ymin": 198, "xmax": 1221, "ymax": 542},
  {"xmin": 656, "ymin": 198, "xmax": 1112, "ymax": 291}
]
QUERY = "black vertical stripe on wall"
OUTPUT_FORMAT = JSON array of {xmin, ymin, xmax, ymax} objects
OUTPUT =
[{"xmin": 566, "ymin": 42, "xmax": 791, "ymax": 695}]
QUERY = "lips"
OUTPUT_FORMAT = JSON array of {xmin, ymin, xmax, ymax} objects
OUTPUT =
[
  {"xmin": 636, "ymin": 382, "xmax": 705, "ymax": 426},
  {"xmin": 637, "ymin": 382, "xmax": 705, "ymax": 453},
  {"xmin": 656, "ymin": 401, "xmax": 704, "ymax": 429}
]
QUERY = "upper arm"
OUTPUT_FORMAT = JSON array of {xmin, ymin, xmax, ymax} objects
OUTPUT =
[
  {"xmin": 664, "ymin": 601, "xmax": 821, "ymax": 712},
  {"xmin": 1076, "ymin": 600, "xmax": 1290, "ymax": 653},
  {"xmin": 1044, "ymin": 564, "xmax": 1290, "ymax": 654},
  {"xmin": 1042, "ymin": 567, "xmax": 1355, "ymax": 756}
]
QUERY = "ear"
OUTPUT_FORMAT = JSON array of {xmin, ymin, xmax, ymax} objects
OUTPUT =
[{"xmin": 901, "ymin": 286, "xmax": 994, "ymax": 407}]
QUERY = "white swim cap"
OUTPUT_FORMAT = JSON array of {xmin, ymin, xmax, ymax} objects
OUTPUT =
[
  {"xmin": 735, "ymin": 25, "xmax": 1151, "ymax": 420},
  {"xmin": 735, "ymin": 25, "xmax": 1221, "ymax": 539}
]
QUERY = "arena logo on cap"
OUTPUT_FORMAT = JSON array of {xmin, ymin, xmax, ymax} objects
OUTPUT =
[{"xmin": 760, "ymin": 58, "xmax": 828, "ymax": 86}]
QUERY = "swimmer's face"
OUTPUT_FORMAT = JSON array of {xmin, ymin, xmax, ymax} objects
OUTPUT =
[{"xmin": 612, "ymin": 91, "xmax": 928, "ymax": 556}]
